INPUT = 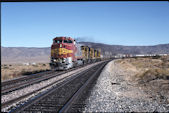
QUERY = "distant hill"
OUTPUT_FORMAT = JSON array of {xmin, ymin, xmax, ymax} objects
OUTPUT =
[
  {"xmin": 1, "ymin": 43, "xmax": 169, "ymax": 64},
  {"xmin": 79, "ymin": 42, "xmax": 169, "ymax": 55},
  {"xmin": 1, "ymin": 47, "xmax": 50, "ymax": 64}
]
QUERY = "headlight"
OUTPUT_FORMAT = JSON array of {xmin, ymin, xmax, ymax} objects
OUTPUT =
[
  {"xmin": 63, "ymin": 58, "xmax": 66, "ymax": 62},
  {"xmin": 53, "ymin": 59, "xmax": 56, "ymax": 62}
]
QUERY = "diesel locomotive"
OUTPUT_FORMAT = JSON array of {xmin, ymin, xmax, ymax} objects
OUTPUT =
[{"xmin": 50, "ymin": 36, "xmax": 101, "ymax": 70}]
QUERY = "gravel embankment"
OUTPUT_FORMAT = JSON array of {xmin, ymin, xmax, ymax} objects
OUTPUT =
[
  {"xmin": 1, "ymin": 61, "xmax": 103, "ymax": 112},
  {"xmin": 83, "ymin": 60, "xmax": 168, "ymax": 112}
]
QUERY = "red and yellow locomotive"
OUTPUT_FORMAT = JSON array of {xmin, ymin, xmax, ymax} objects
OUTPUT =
[{"xmin": 50, "ymin": 36, "xmax": 101, "ymax": 70}]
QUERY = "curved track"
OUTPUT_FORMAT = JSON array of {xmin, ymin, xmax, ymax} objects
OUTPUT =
[
  {"xmin": 1, "ymin": 63, "xmax": 92, "ymax": 95},
  {"xmin": 2, "ymin": 70, "xmax": 53, "ymax": 86},
  {"xmin": 8, "ymin": 60, "xmax": 109, "ymax": 113}
]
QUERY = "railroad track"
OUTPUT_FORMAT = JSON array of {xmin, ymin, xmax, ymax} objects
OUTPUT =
[
  {"xmin": 7, "ymin": 60, "xmax": 109, "ymax": 113},
  {"xmin": 1, "ymin": 70, "xmax": 57, "ymax": 87},
  {"xmin": 1, "ymin": 60, "xmax": 108, "ymax": 112},
  {"xmin": 1, "ymin": 63, "xmax": 92, "ymax": 95},
  {"xmin": 1, "ymin": 70, "xmax": 54, "ymax": 93}
]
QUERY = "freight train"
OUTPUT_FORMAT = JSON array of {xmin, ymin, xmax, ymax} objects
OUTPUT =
[{"xmin": 50, "ymin": 36, "xmax": 101, "ymax": 70}]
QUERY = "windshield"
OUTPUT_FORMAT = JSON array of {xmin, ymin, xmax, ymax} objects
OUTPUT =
[
  {"xmin": 63, "ymin": 40, "xmax": 73, "ymax": 43},
  {"xmin": 54, "ymin": 40, "xmax": 62, "ymax": 44}
]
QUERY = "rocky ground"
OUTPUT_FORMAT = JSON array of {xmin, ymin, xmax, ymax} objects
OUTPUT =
[{"xmin": 83, "ymin": 58, "xmax": 169, "ymax": 112}]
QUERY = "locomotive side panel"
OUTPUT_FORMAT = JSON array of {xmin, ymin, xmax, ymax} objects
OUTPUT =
[
  {"xmin": 75, "ymin": 44, "xmax": 83, "ymax": 60},
  {"xmin": 81, "ymin": 46, "xmax": 90, "ymax": 64}
]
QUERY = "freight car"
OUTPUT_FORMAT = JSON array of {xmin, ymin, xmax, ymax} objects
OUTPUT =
[{"xmin": 50, "ymin": 36, "xmax": 101, "ymax": 70}]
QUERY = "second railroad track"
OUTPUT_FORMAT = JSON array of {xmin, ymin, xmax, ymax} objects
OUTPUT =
[{"xmin": 8, "ymin": 60, "xmax": 109, "ymax": 113}]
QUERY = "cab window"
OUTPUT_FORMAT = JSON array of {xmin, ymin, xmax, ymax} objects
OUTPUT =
[
  {"xmin": 55, "ymin": 40, "xmax": 62, "ymax": 44},
  {"xmin": 63, "ymin": 40, "xmax": 69, "ymax": 43},
  {"xmin": 63, "ymin": 40, "xmax": 73, "ymax": 43},
  {"xmin": 68, "ymin": 40, "xmax": 73, "ymax": 43}
]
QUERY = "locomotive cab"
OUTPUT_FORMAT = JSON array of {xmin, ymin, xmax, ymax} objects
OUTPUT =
[{"xmin": 50, "ymin": 37, "xmax": 75, "ymax": 70}]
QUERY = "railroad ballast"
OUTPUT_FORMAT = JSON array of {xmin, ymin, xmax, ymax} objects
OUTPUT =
[{"xmin": 50, "ymin": 36, "xmax": 101, "ymax": 70}]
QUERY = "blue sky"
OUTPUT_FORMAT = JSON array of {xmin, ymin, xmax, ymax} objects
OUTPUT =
[{"xmin": 2, "ymin": 1, "xmax": 169, "ymax": 47}]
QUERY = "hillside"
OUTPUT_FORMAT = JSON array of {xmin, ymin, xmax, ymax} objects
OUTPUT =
[
  {"xmin": 80, "ymin": 42, "xmax": 169, "ymax": 55},
  {"xmin": 1, "ymin": 47, "xmax": 50, "ymax": 64},
  {"xmin": 1, "ymin": 43, "xmax": 169, "ymax": 64}
]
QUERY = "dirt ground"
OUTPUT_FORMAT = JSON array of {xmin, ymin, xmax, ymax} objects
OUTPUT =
[
  {"xmin": 115, "ymin": 56, "xmax": 169, "ymax": 106},
  {"xmin": 1, "ymin": 63, "xmax": 50, "ymax": 82}
]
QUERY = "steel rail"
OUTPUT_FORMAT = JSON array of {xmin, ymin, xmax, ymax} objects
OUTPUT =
[
  {"xmin": 1, "ymin": 70, "xmax": 53, "ymax": 87},
  {"xmin": 1, "ymin": 67, "xmax": 86, "ymax": 109},
  {"xmin": 8, "ymin": 61, "xmax": 109, "ymax": 113},
  {"xmin": 8, "ymin": 64, "xmax": 96, "ymax": 113},
  {"xmin": 2, "ymin": 61, "xmax": 105, "ymax": 111},
  {"xmin": 1, "ymin": 62, "xmax": 93, "ymax": 95},
  {"xmin": 59, "ymin": 61, "xmax": 108, "ymax": 112},
  {"xmin": 2, "ymin": 60, "xmax": 103, "ymax": 88}
]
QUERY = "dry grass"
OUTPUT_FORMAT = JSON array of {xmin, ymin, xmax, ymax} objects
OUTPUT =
[
  {"xmin": 135, "ymin": 68, "xmax": 169, "ymax": 83},
  {"xmin": 1, "ymin": 63, "xmax": 50, "ymax": 82},
  {"xmin": 115, "ymin": 56, "xmax": 169, "ymax": 104},
  {"xmin": 116, "ymin": 56, "xmax": 169, "ymax": 83}
]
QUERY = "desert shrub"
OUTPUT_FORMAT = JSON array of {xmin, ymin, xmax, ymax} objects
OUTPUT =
[
  {"xmin": 22, "ymin": 71, "xmax": 33, "ymax": 75},
  {"xmin": 20, "ymin": 69, "xmax": 33, "ymax": 75},
  {"xmin": 42, "ymin": 64, "xmax": 46, "ymax": 66},
  {"xmin": 137, "ymin": 68, "xmax": 169, "ymax": 83},
  {"xmin": 32, "ymin": 65, "xmax": 38, "ymax": 67},
  {"xmin": 20, "ymin": 69, "xmax": 47, "ymax": 75},
  {"xmin": 46, "ymin": 68, "xmax": 50, "ymax": 71},
  {"xmin": 20, "ymin": 69, "xmax": 27, "ymax": 74},
  {"xmin": 3, "ymin": 66, "xmax": 9, "ymax": 69},
  {"xmin": 152, "ymin": 55, "xmax": 161, "ymax": 59}
]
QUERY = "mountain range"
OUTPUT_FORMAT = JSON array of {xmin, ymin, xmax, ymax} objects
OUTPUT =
[{"xmin": 1, "ymin": 42, "xmax": 169, "ymax": 64}]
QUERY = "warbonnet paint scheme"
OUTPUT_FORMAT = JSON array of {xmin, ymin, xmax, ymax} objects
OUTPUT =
[{"xmin": 50, "ymin": 36, "xmax": 101, "ymax": 70}]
